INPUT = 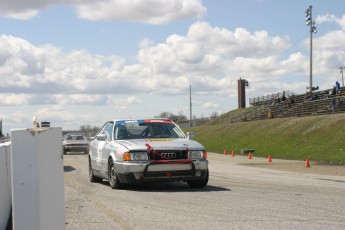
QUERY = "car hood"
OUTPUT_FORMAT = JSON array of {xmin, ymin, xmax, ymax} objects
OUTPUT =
[{"xmin": 116, "ymin": 138, "xmax": 205, "ymax": 151}]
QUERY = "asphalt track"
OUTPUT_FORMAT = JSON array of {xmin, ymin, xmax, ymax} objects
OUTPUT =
[{"xmin": 64, "ymin": 152, "xmax": 345, "ymax": 230}]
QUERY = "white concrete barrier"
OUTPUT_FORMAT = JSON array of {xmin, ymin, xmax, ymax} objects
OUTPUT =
[
  {"xmin": 0, "ymin": 142, "xmax": 11, "ymax": 230},
  {"xmin": 11, "ymin": 127, "xmax": 65, "ymax": 230}
]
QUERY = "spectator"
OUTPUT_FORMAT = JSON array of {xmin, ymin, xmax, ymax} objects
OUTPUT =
[
  {"xmin": 328, "ymin": 86, "xmax": 336, "ymax": 97},
  {"xmin": 336, "ymin": 81, "xmax": 340, "ymax": 91},
  {"xmin": 311, "ymin": 92, "xmax": 318, "ymax": 100},
  {"xmin": 306, "ymin": 92, "xmax": 318, "ymax": 101},
  {"xmin": 287, "ymin": 96, "xmax": 294, "ymax": 106},
  {"xmin": 267, "ymin": 111, "xmax": 273, "ymax": 119},
  {"xmin": 304, "ymin": 92, "xmax": 312, "ymax": 101}
]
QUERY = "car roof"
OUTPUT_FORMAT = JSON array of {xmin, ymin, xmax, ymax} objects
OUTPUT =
[
  {"xmin": 111, "ymin": 118, "xmax": 173, "ymax": 123},
  {"xmin": 111, "ymin": 118, "xmax": 171, "ymax": 122}
]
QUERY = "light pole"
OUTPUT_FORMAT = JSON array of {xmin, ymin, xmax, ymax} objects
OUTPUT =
[
  {"xmin": 189, "ymin": 85, "xmax": 192, "ymax": 127},
  {"xmin": 340, "ymin": 67, "xmax": 345, "ymax": 87},
  {"xmin": 305, "ymin": 5, "xmax": 317, "ymax": 92}
]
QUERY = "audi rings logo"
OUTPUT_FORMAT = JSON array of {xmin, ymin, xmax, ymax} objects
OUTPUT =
[{"xmin": 160, "ymin": 152, "xmax": 177, "ymax": 159}]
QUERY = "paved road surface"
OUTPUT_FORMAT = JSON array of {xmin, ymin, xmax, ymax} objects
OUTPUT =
[{"xmin": 64, "ymin": 152, "xmax": 345, "ymax": 230}]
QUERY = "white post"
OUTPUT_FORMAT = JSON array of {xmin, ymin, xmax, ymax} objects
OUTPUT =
[
  {"xmin": 0, "ymin": 142, "xmax": 11, "ymax": 230},
  {"xmin": 11, "ymin": 127, "xmax": 65, "ymax": 230}
]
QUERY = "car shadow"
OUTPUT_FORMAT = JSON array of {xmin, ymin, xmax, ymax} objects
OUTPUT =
[
  {"xmin": 64, "ymin": 152, "xmax": 88, "ymax": 155},
  {"xmin": 96, "ymin": 180, "xmax": 230, "ymax": 192},
  {"xmin": 64, "ymin": 166, "xmax": 76, "ymax": 172}
]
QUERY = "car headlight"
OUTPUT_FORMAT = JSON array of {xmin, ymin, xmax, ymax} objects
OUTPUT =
[
  {"xmin": 123, "ymin": 152, "xmax": 148, "ymax": 161},
  {"xmin": 188, "ymin": 150, "xmax": 207, "ymax": 159}
]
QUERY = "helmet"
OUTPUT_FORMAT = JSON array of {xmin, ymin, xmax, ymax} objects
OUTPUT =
[{"xmin": 117, "ymin": 125, "xmax": 129, "ymax": 139}]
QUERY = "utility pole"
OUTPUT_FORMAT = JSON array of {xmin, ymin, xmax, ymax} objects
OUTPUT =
[
  {"xmin": 305, "ymin": 5, "xmax": 317, "ymax": 92},
  {"xmin": 340, "ymin": 67, "xmax": 345, "ymax": 87},
  {"xmin": 189, "ymin": 85, "xmax": 192, "ymax": 127}
]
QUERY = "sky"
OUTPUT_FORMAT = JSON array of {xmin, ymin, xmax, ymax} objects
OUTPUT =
[{"xmin": 1, "ymin": 0, "xmax": 345, "ymax": 134}]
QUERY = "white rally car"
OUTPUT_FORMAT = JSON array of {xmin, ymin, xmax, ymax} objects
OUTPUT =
[{"xmin": 88, "ymin": 119, "xmax": 209, "ymax": 189}]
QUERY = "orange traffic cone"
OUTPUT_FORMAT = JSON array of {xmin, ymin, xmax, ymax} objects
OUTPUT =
[
  {"xmin": 305, "ymin": 159, "xmax": 310, "ymax": 167},
  {"xmin": 248, "ymin": 152, "xmax": 252, "ymax": 159},
  {"xmin": 231, "ymin": 150, "xmax": 235, "ymax": 157},
  {"xmin": 267, "ymin": 154, "xmax": 272, "ymax": 162},
  {"xmin": 223, "ymin": 150, "xmax": 227, "ymax": 155}
]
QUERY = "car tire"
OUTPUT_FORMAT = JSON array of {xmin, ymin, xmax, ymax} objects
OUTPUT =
[
  {"xmin": 187, "ymin": 169, "xmax": 209, "ymax": 188},
  {"xmin": 108, "ymin": 158, "xmax": 123, "ymax": 189},
  {"xmin": 89, "ymin": 157, "xmax": 102, "ymax": 183}
]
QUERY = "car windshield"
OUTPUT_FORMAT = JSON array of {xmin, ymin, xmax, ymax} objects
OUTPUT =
[
  {"xmin": 65, "ymin": 134, "xmax": 85, "ymax": 141},
  {"xmin": 114, "ymin": 119, "xmax": 186, "ymax": 140}
]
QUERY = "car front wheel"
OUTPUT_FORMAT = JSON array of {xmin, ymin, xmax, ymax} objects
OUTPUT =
[
  {"xmin": 108, "ymin": 159, "xmax": 123, "ymax": 189},
  {"xmin": 187, "ymin": 169, "xmax": 209, "ymax": 188}
]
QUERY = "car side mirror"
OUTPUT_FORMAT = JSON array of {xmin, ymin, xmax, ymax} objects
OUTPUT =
[
  {"xmin": 96, "ymin": 134, "xmax": 107, "ymax": 141},
  {"xmin": 186, "ymin": 132, "xmax": 195, "ymax": 139}
]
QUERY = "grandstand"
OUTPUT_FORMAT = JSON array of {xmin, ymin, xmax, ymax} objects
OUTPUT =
[
  {"xmin": 229, "ymin": 87, "xmax": 345, "ymax": 123},
  {"xmin": 178, "ymin": 86, "xmax": 345, "ymax": 128}
]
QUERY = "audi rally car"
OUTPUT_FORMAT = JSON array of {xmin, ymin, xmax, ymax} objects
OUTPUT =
[{"xmin": 88, "ymin": 119, "xmax": 209, "ymax": 189}]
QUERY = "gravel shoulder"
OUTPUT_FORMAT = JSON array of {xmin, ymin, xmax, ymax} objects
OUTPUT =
[{"xmin": 211, "ymin": 152, "xmax": 345, "ymax": 176}]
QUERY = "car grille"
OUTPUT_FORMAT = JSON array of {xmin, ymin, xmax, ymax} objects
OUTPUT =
[
  {"xmin": 65, "ymin": 144, "xmax": 89, "ymax": 148},
  {"xmin": 149, "ymin": 150, "xmax": 188, "ymax": 160}
]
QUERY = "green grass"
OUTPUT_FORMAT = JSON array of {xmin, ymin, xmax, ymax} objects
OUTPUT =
[{"xmin": 184, "ymin": 113, "xmax": 345, "ymax": 163}]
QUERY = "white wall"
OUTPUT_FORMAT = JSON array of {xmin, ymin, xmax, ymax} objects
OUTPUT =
[
  {"xmin": 0, "ymin": 142, "xmax": 11, "ymax": 230},
  {"xmin": 11, "ymin": 127, "xmax": 65, "ymax": 230}
]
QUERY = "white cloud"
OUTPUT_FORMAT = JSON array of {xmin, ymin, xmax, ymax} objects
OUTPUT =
[
  {"xmin": 0, "ymin": 111, "xmax": 26, "ymax": 123},
  {"xmin": 2, "ymin": 9, "xmax": 39, "ymax": 20},
  {"xmin": 127, "ymin": 96, "xmax": 142, "ymax": 104},
  {"xmin": 313, "ymin": 30, "xmax": 345, "ymax": 50},
  {"xmin": 138, "ymin": 38, "xmax": 155, "ymax": 49},
  {"xmin": 35, "ymin": 105, "xmax": 96, "ymax": 123},
  {"xmin": 0, "ymin": 94, "xmax": 34, "ymax": 105},
  {"xmin": 74, "ymin": 0, "xmax": 206, "ymax": 24},
  {"xmin": 202, "ymin": 102, "xmax": 219, "ymax": 109},
  {"xmin": 0, "ymin": 0, "xmax": 206, "ymax": 24},
  {"xmin": 1, "ymin": 19, "xmax": 345, "ymax": 123},
  {"xmin": 316, "ymin": 14, "xmax": 345, "ymax": 30},
  {"xmin": 54, "ymin": 94, "xmax": 110, "ymax": 105}
]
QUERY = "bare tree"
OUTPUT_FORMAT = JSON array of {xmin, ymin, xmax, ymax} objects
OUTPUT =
[
  {"xmin": 80, "ymin": 125, "xmax": 100, "ymax": 138},
  {"xmin": 155, "ymin": 111, "xmax": 188, "ymax": 122}
]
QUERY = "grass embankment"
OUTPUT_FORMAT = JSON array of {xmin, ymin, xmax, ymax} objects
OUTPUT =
[{"xmin": 184, "ymin": 113, "xmax": 345, "ymax": 164}]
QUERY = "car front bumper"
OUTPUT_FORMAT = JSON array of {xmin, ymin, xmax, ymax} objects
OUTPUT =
[
  {"xmin": 63, "ymin": 144, "xmax": 89, "ymax": 152},
  {"xmin": 115, "ymin": 159, "xmax": 208, "ymax": 183}
]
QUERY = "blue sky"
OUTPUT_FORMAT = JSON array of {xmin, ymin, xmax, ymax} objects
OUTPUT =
[{"xmin": 1, "ymin": 0, "xmax": 345, "ymax": 134}]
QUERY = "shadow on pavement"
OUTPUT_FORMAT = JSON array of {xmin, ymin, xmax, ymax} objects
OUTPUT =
[
  {"xmin": 64, "ymin": 165, "xmax": 76, "ymax": 172},
  {"xmin": 95, "ymin": 180, "xmax": 230, "ymax": 192}
]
